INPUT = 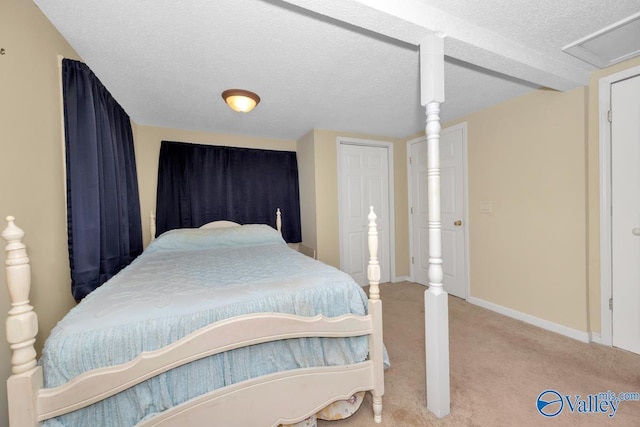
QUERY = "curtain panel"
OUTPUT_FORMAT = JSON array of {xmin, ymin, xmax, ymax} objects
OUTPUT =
[
  {"xmin": 156, "ymin": 141, "xmax": 302, "ymax": 242},
  {"xmin": 62, "ymin": 59, "xmax": 143, "ymax": 300}
]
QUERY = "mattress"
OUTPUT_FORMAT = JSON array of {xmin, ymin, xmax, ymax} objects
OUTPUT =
[{"xmin": 41, "ymin": 224, "xmax": 373, "ymax": 426}]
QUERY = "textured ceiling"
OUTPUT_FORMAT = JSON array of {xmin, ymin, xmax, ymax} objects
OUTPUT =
[{"xmin": 34, "ymin": 0, "xmax": 640, "ymax": 140}]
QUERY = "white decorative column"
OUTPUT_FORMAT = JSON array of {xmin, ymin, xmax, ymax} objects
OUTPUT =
[{"xmin": 420, "ymin": 33, "xmax": 450, "ymax": 418}]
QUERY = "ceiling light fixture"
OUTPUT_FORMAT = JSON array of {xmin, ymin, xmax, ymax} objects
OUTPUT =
[{"xmin": 221, "ymin": 89, "xmax": 260, "ymax": 113}]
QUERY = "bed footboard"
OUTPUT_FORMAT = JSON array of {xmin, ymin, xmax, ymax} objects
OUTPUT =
[{"xmin": 3, "ymin": 208, "xmax": 384, "ymax": 426}]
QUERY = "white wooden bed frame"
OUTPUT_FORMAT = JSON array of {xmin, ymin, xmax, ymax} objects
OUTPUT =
[{"xmin": 3, "ymin": 207, "xmax": 384, "ymax": 426}]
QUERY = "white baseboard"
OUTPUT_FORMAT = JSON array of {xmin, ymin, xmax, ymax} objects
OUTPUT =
[
  {"xmin": 589, "ymin": 332, "xmax": 603, "ymax": 344},
  {"xmin": 393, "ymin": 275, "xmax": 410, "ymax": 283},
  {"xmin": 467, "ymin": 297, "xmax": 591, "ymax": 343}
]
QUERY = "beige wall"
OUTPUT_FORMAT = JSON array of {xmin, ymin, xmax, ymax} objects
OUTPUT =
[
  {"xmin": 433, "ymin": 57, "xmax": 640, "ymax": 336},
  {"xmin": 586, "ymin": 57, "xmax": 640, "ymax": 334},
  {"xmin": 425, "ymin": 57, "xmax": 640, "ymax": 336},
  {"xmin": 446, "ymin": 87, "xmax": 589, "ymax": 331},
  {"xmin": 0, "ymin": 2, "xmax": 81, "ymax": 426},
  {"xmin": 296, "ymin": 130, "xmax": 318, "ymax": 252},
  {"xmin": 133, "ymin": 125, "xmax": 296, "ymax": 247},
  {"xmin": 307, "ymin": 129, "xmax": 410, "ymax": 278}
]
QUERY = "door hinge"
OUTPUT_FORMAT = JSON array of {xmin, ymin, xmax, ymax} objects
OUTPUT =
[
  {"xmin": 411, "ymin": 256, "xmax": 415, "ymax": 264},
  {"xmin": 608, "ymin": 110, "xmax": 612, "ymax": 123},
  {"xmin": 409, "ymin": 156, "xmax": 413, "ymax": 165},
  {"xmin": 410, "ymin": 206, "xmax": 414, "ymax": 214},
  {"xmin": 609, "ymin": 298, "xmax": 613, "ymax": 310}
]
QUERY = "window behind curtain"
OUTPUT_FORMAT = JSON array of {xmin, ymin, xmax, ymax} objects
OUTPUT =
[
  {"xmin": 155, "ymin": 141, "xmax": 302, "ymax": 242},
  {"xmin": 62, "ymin": 59, "xmax": 142, "ymax": 300}
]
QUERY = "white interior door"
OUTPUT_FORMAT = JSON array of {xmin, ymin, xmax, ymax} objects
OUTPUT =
[
  {"xmin": 410, "ymin": 138, "xmax": 430, "ymax": 285},
  {"xmin": 611, "ymin": 74, "xmax": 640, "ymax": 355},
  {"xmin": 338, "ymin": 142, "xmax": 391, "ymax": 286},
  {"xmin": 409, "ymin": 124, "xmax": 468, "ymax": 299}
]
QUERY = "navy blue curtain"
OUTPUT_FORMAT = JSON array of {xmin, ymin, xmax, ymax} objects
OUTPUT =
[
  {"xmin": 156, "ymin": 141, "xmax": 301, "ymax": 242},
  {"xmin": 62, "ymin": 59, "xmax": 143, "ymax": 300}
]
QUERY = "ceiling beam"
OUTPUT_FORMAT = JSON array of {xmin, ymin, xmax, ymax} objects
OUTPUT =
[
  {"xmin": 279, "ymin": 0, "xmax": 590, "ymax": 90},
  {"xmin": 421, "ymin": 34, "xmax": 445, "ymax": 105}
]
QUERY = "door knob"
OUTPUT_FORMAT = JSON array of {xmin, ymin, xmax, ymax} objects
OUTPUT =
[
  {"xmin": 454, "ymin": 220, "xmax": 463, "ymax": 227},
  {"xmin": 633, "ymin": 228, "xmax": 640, "ymax": 236}
]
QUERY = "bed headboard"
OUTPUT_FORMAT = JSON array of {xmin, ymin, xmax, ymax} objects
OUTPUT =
[{"xmin": 150, "ymin": 208, "xmax": 282, "ymax": 241}]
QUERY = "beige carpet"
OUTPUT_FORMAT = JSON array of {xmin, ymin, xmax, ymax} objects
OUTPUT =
[{"xmin": 320, "ymin": 282, "xmax": 640, "ymax": 426}]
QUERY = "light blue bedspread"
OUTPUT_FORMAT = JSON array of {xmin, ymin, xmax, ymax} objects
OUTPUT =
[{"xmin": 42, "ymin": 225, "xmax": 376, "ymax": 426}]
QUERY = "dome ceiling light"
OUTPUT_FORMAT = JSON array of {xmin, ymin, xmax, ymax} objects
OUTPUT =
[{"xmin": 221, "ymin": 89, "xmax": 260, "ymax": 113}]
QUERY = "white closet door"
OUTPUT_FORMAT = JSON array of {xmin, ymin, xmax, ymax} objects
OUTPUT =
[
  {"xmin": 440, "ymin": 125, "xmax": 467, "ymax": 300},
  {"xmin": 410, "ymin": 139, "xmax": 430, "ymax": 285},
  {"xmin": 338, "ymin": 143, "xmax": 391, "ymax": 286},
  {"xmin": 409, "ymin": 124, "xmax": 468, "ymax": 299},
  {"xmin": 611, "ymin": 74, "xmax": 640, "ymax": 355}
]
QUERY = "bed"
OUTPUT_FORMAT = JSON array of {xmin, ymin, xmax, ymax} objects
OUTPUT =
[{"xmin": 3, "ymin": 208, "xmax": 385, "ymax": 426}]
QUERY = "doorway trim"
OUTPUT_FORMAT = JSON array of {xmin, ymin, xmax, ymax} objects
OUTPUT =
[
  {"xmin": 406, "ymin": 122, "xmax": 470, "ymax": 297},
  {"xmin": 599, "ymin": 64, "xmax": 640, "ymax": 346},
  {"xmin": 336, "ymin": 137, "xmax": 396, "ymax": 282},
  {"xmin": 406, "ymin": 135, "xmax": 423, "ymax": 284}
]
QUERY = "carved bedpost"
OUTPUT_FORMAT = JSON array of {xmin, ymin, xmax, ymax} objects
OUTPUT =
[
  {"xmin": 367, "ymin": 207, "xmax": 380, "ymax": 300},
  {"xmin": 150, "ymin": 212, "xmax": 156, "ymax": 241},
  {"xmin": 3, "ymin": 217, "xmax": 44, "ymax": 426},
  {"xmin": 3, "ymin": 216, "xmax": 38, "ymax": 375},
  {"xmin": 421, "ymin": 34, "xmax": 450, "ymax": 418},
  {"xmin": 276, "ymin": 208, "xmax": 282, "ymax": 235},
  {"xmin": 367, "ymin": 206, "xmax": 384, "ymax": 423}
]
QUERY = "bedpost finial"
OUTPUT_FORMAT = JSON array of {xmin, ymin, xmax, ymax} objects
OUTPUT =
[
  {"xmin": 3, "ymin": 215, "xmax": 31, "ymax": 307},
  {"xmin": 3, "ymin": 215, "xmax": 25, "ymax": 244},
  {"xmin": 276, "ymin": 208, "xmax": 282, "ymax": 234},
  {"xmin": 149, "ymin": 212, "xmax": 157, "ymax": 242},
  {"xmin": 368, "ymin": 206, "xmax": 376, "ymax": 223}
]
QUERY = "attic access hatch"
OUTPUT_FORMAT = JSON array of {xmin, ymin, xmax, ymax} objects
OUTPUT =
[{"xmin": 563, "ymin": 12, "xmax": 640, "ymax": 68}]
